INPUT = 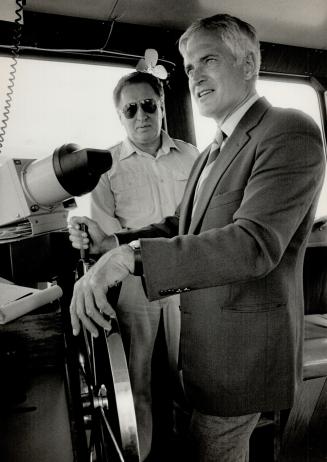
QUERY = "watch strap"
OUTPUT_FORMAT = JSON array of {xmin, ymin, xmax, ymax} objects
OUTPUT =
[{"xmin": 128, "ymin": 241, "xmax": 143, "ymax": 276}]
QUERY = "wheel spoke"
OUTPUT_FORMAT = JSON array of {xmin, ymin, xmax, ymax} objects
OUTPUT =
[
  {"xmin": 90, "ymin": 335, "xmax": 98, "ymax": 386},
  {"xmin": 81, "ymin": 326, "xmax": 96, "ymax": 388},
  {"xmin": 99, "ymin": 407, "xmax": 125, "ymax": 462}
]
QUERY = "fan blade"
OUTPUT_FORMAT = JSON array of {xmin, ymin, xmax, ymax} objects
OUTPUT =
[
  {"xmin": 153, "ymin": 65, "xmax": 168, "ymax": 80},
  {"xmin": 144, "ymin": 48, "xmax": 158, "ymax": 67},
  {"xmin": 136, "ymin": 58, "xmax": 147, "ymax": 72}
]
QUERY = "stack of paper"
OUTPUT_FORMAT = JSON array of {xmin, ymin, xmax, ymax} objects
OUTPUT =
[{"xmin": 0, "ymin": 220, "xmax": 32, "ymax": 241}]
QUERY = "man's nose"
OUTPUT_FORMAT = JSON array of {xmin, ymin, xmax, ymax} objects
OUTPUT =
[
  {"xmin": 136, "ymin": 105, "xmax": 148, "ymax": 119},
  {"xmin": 191, "ymin": 64, "xmax": 206, "ymax": 85}
]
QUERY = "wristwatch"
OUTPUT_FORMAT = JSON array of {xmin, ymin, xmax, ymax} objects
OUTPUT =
[{"xmin": 127, "ymin": 240, "xmax": 143, "ymax": 276}]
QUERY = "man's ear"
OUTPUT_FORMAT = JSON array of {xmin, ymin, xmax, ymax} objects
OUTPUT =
[
  {"xmin": 243, "ymin": 52, "xmax": 256, "ymax": 80},
  {"xmin": 117, "ymin": 109, "xmax": 123, "ymax": 123},
  {"xmin": 158, "ymin": 98, "xmax": 165, "ymax": 119}
]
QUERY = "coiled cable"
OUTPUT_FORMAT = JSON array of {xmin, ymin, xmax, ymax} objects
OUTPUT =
[{"xmin": 0, "ymin": 0, "xmax": 24, "ymax": 154}]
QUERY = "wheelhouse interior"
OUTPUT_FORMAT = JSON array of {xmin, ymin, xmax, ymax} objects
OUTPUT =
[{"xmin": 0, "ymin": 1, "xmax": 326, "ymax": 461}]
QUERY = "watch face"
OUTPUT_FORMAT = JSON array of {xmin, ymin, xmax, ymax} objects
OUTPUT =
[{"xmin": 129, "ymin": 240, "xmax": 140, "ymax": 250}]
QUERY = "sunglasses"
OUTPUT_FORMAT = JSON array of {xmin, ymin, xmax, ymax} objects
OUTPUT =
[{"xmin": 121, "ymin": 98, "xmax": 158, "ymax": 119}]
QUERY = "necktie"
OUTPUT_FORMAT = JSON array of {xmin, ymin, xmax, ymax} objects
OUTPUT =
[
  {"xmin": 206, "ymin": 129, "xmax": 225, "ymax": 166},
  {"xmin": 192, "ymin": 129, "xmax": 225, "ymax": 216}
]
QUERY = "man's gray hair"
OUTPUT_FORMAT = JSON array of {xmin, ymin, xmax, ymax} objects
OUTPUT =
[{"xmin": 179, "ymin": 14, "xmax": 261, "ymax": 75}]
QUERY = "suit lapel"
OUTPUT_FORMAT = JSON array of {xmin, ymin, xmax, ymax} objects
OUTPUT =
[
  {"xmin": 179, "ymin": 146, "xmax": 211, "ymax": 234},
  {"xmin": 185, "ymin": 97, "xmax": 271, "ymax": 234}
]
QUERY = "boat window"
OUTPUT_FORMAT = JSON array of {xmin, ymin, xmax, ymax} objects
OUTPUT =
[{"xmin": 0, "ymin": 56, "xmax": 130, "ymax": 216}]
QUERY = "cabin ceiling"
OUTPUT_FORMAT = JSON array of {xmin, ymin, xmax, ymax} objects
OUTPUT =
[{"xmin": 18, "ymin": 0, "xmax": 327, "ymax": 51}]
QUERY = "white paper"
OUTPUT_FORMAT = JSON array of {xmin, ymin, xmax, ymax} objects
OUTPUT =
[
  {"xmin": 0, "ymin": 284, "xmax": 63, "ymax": 324},
  {"xmin": 0, "ymin": 282, "xmax": 37, "ymax": 306}
]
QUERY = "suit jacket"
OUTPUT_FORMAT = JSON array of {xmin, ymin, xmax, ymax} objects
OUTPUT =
[{"xmin": 117, "ymin": 97, "xmax": 326, "ymax": 416}]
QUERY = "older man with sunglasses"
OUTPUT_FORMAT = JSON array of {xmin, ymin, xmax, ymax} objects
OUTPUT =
[{"xmin": 69, "ymin": 71, "xmax": 198, "ymax": 461}]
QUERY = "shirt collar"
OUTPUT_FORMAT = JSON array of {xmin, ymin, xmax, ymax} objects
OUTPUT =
[
  {"xmin": 119, "ymin": 130, "xmax": 179, "ymax": 160},
  {"xmin": 221, "ymin": 93, "xmax": 260, "ymax": 139}
]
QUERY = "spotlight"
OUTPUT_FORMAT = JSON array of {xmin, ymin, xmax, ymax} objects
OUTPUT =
[{"xmin": 0, "ymin": 144, "xmax": 112, "ymax": 237}]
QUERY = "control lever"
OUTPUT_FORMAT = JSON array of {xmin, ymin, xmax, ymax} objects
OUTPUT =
[
  {"xmin": 75, "ymin": 223, "xmax": 95, "ymax": 280},
  {"xmin": 75, "ymin": 223, "xmax": 121, "ymax": 307},
  {"xmin": 80, "ymin": 223, "xmax": 93, "ymax": 272},
  {"xmin": 79, "ymin": 223, "xmax": 89, "ymax": 260}
]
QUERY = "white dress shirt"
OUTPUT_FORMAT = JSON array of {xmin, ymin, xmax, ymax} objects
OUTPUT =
[{"xmin": 90, "ymin": 130, "xmax": 199, "ymax": 234}]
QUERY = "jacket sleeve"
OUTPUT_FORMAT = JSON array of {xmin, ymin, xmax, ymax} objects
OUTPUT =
[
  {"xmin": 139, "ymin": 111, "xmax": 326, "ymax": 300},
  {"xmin": 115, "ymin": 212, "xmax": 180, "ymax": 244}
]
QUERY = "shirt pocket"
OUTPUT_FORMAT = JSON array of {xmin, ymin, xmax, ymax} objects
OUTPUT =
[
  {"xmin": 172, "ymin": 170, "xmax": 189, "ymax": 202},
  {"xmin": 110, "ymin": 172, "xmax": 145, "ymax": 192},
  {"xmin": 110, "ymin": 172, "xmax": 153, "ymax": 213}
]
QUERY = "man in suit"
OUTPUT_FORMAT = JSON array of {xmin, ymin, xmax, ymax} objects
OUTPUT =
[{"xmin": 69, "ymin": 14, "xmax": 325, "ymax": 461}]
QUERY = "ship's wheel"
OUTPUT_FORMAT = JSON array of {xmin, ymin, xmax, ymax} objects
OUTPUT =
[
  {"xmin": 64, "ymin": 252, "xmax": 140, "ymax": 462},
  {"xmin": 76, "ymin": 316, "xmax": 140, "ymax": 462}
]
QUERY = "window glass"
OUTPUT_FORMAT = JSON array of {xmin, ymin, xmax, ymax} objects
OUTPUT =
[
  {"xmin": 192, "ymin": 79, "xmax": 326, "ymax": 217},
  {"xmin": 0, "ymin": 56, "xmax": 130, "ymax": 216}
]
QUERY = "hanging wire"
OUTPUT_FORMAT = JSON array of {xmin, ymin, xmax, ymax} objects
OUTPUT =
[
  {"xmin": 0, "ymin": 0, "xmax": 24, "ymax": 154},
  {"xmin": 0, "ymin": 0, "xmax": 175, "ymax": 92},
  {"xmin": 0, "ymin": 43, "xmax": 176, "ymax": 69},
  {"xmin": 100, "ymin": 0, "xmax": 120, "ymax": 50},
  {"xmin": 0, "ymin": 0, "xmax": 175, "ymax": 155}
]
